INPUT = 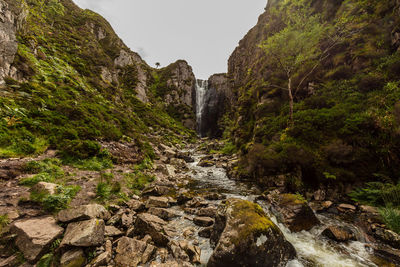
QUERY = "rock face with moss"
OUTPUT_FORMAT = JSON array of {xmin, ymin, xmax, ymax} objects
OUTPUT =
[
  {"xmin": 0, "ymin": 0, "xmax": 195, "ymax": 159},
  {"xmin": 151, "ymin": 60, "xmax": 196, "ymax": 129},
  {"xmin": 208, "ymin": 198, "xmax": 296, "ymax": 267},
  {"xmin": 0, "ymin": 0, "xmax": 26, "ymax": 84},
  {"xmin": 221, "ymin": 0, "xmax": 400, "ymax": 195},
  {"xmin": 268, "ymin": 193, "xmax": 320, "ymax": 232}
]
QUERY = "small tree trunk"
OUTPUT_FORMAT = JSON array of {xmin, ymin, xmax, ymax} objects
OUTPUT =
[{"xmin": 288, "ymin": 77, "xmax": 294, "ymax": 127}]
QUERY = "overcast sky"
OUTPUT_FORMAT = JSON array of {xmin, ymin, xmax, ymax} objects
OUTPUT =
[{"xmin": 72, "ymin": 0, "xmax": 267, "ymax": 79}]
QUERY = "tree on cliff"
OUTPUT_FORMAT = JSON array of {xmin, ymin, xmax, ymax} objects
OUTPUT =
[{"xmin": 260, "ymin": 2, "xmax": 354, "ymax": 127}]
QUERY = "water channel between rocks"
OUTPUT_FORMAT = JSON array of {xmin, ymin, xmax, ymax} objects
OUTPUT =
[{"xmin": 181, "ymin": 148, "xmax": 382, "ymax": 267}]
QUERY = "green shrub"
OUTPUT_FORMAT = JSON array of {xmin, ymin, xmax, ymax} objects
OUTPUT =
[
  {"xmin": 379, "ymin": 207, "xmax": 400, "ymax": 234},
  {"xmin": 59, "ymin": 140, "xmax": 101, "ymax": 159},
  {"xmin": 0, "ymin": 215, "xmax": 9, "ymax": 234},
  {"xmin": 349, "ymin": 182, "xmax": 400, "ymax": 207},
  {"xmin": 124, "ymin": 171, "xmax": 155, "ymax": 195},
  {"xmin": 20, "ymin": 159, "xmax": 64, "ymax": 186},
  {"xmin": 30, "ymin": 185, "xmax": 80, "ymax": 212},
  {"xmin": 221, "ymin": 141, "xmax": 237, "ymax": 155}
]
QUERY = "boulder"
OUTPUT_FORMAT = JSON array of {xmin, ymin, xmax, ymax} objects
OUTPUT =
[
  {"xmin": 31, "ymin": 182, "xmax": 58, "ymax": 195},
  {"xmin": 208, "ymin": 199, "xmax": 296, "ymax": 267},
  {"xmin": 196, "ymin": 207, "xmax": 217, "ymax": 218},
  {"xmin": 146, "ymin": 196, "xmax": 170, "ymax": 208},
  {"xmin": 57, "ymin": 204, "xmax": 110, "ymax": 223},
  {"xmin": 269, "ymin": 193, "xmax": 320, "ymax": 232},
  {"xmin": 337, "ymin": 204, "xmax": 356, "ymax": 213},
  {"xmin": 193, "ymin": 216, "xmax": 214, "ymax": 227},
  {"xmin": 198, "ymin": 226, "xmax": 213, "ymax": 238},
  {"xmin": 321, "ymin": 226, "xmax": 356, "ymax": 242},
  {"xmin": 134, "ymin": 213, "xmax": 169, "ymax": 246},
  {"xmin": 105, "ymin": 225, "xmax": 123, "ymax": 237},
  {"xmin": 61, "ymin": 219, "xmax": 105, "ymax": 247},
  {"xmin": 373, "ymin": 227, "xmax": 400, "ymax": 249},
  {"xmin": 11, "ymin": 216, "xmax": 64, "ymax": 262},
  {"xmin": 127, "ymin": 199, "xmax": 145, "ymax": 211},
  {"xmin": 60, "ymin": 249, "xmax": 85, "ymax": 267},
  {"xmin": 115, "ymin": 237, "xmax": 155, "ymax": 267},
  {"xmin": 197, "ymin": 159, "xmax": 214, "ymax": 167},
  {"xmin": 148, "ymin": 207, "xmax": 179, "ymax": 221}
]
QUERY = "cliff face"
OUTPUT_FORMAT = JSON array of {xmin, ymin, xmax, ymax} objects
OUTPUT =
[
  {"xmin": 151, "ymin": 60, "xmax": 196, "ymax": 129},
  {"xmin": 224, "ymin": 0, "xmax": 400, "ymax": 192},
  {"xmin": 199, "ymin": 74, "xmax": 231, "ymax": 137},
  {"xmin": 0, "ymin": 0, "xmax": 195, "ymax": 159}
]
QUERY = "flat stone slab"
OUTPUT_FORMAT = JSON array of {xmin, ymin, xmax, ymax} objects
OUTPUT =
[
  {"xmin": 11, "ymin": 216, "xmax": 64, "ymax": 262},
  {"xmin": 57, "ymin": 204, "xmax": 111, "ymax": 223},
  {"xmin": 61, "ymin": 219, "xmax": 105, "ymax": 247}
]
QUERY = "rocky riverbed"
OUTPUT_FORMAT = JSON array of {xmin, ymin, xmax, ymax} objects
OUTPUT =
[{"xmin": 0, "ymin": 141, "xmax": 400, "ymax": 267}]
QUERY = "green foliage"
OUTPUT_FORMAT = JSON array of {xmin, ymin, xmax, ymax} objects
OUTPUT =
[
  {"xmin": 349, "ymin": 182, "xmax": 400, "ymax": 207},
  {"xmin": 20, "ymin": 159, "xmax": 64, "ymax": 186},
  {"xmin": 62, "ymin": 149, "xmax": 113, "ymax": 171},
  {"xmin": 124, "ymin": 171, "xmax": 155, "ymax": 195},
  {"xmin": 0, "ymin": 215, "xmax": 9, "ymax": 234},
  {"xmin": 379, "ymin": 207, "xmax": 400, "ymax": 234},
  {"xmin": 36, "ymin": 253, "xmax": 54, "ymax": 267},
  {"xmin": 30, "ymin": 184, "xmax": 80, "ymax": 212},
  {"xmin": 221, "ymin": 141, "xmax": 237, "ymax": 155}
]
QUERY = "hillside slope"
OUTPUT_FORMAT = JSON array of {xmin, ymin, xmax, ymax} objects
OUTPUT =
[
  {"xmin": 224, "ymin": 0, "xmax": 400, "ymax": 195},
  {"xmin": 0, "ymin": 0, "xmax": 195, "ymax": 161}
]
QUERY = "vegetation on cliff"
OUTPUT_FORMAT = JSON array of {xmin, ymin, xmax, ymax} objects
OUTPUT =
[
  {"xmin": 224, "ymin": 0, "xmax": 400, "ymax": 193},
  {"xmin": 0, "ymin": 0, "xmax": 194, "ymax": 162}
]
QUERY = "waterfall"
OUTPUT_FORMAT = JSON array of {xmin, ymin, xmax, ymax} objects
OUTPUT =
[{"xmin": 195, "ymin": 79, "xmax": 208, "ymax": 135}]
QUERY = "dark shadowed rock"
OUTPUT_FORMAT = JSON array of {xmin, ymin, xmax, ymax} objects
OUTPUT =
[
  {"xmin": 208, "ymin": 198, "xmax": 296, "ymax": 267},
  {"xmin": 269, "ymin": 193, "xmax": 320, "ymax": 232},
  {"xmin": 193, "ymin": 216, "xmax": 214, "ymax": 227}
]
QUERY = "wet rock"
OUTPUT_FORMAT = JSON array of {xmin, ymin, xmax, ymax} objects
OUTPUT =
[
  {"xmin": 146, "ymin": 196, "xmax": 170, "ymax": 208},
  {"xmin": 197, "ymin": 159, "xmax": 214, "ymax": 167},
  {"xmin": 57, "ymin": 204, "xmax": 110, "ymax": 223},
  {"xmin": 61, "ymin": 219, "xmax": 105, "ymax": 247},
  {"xmin": 168, "ymin": 240, "xmax": 189, "ymax": 262},
  {"xmin": 205, "ymin": 193, "xmax": 226, "ymax": 201},
  {"xmin": 105, "ymin": 225, "xmax": 123, "ymax": 237},
  {"xmin": 373, "ymin": 227, "xmax": 400, "ymax": 249},
  {"xmin": 269, "ymin": 193, "xmax": 320, "ymax": 232},
  {"xmin": 115, "ymin": 237, "xmax": 155, "ymax": 267},
  {"xmin": 178, "ymin": 240, "xmax": 201, "ymax": 264},
  {"xmin": 208, "ymin": 199, "xmax": 296, "ymax": 267},
  {"xmin": 31, "ymin": 182, "xmax": 58, "ymax": 195},
  {"xmin": 196, "ymin": 206, "xmax": 217, "ymax": 218},
  {"xmin": 337, "ymin": 204, "xmax": 356, "ymax": 213},
  {"xmin": 127, "ymin": 199, "xmax": 145, "ymax": 212},
  {"xmin": 370, "ymin": 243, "xmax": 400, "ymax": 265},
  {"xmin": 176, "ymin": 151, "xmax": 194, "ymax": 163},
  {"xmin": 322, "ymin": 226, "xmax": 356, "ymax": 242},
  {"xmin": 193, "ymin": 216, "xmax": 214, "ymax": 227},
  {"xmin": 60, "ymin": 248, "xmax": 85, "ymax": 267},
  {"xmin": 186, "ymin": 197, "xmax": 208, "ymax": 208},
  {"xmin": 148, "ymin": 207, "xmax": 179, "ymax": 221},
  {"xmin": 198, "ymin": 226, "xmax": 213, "ymax": 238},
  {"xmin": 134, "ymin": 213, "xmax": 169, "ymax": 246},
  {"xmin": 165, "ymin": 165, "xmax": 176, "ymax": 176},
  {"xmin": 11, "ymin": 216, "xmax": 64, "ymax": 262}
]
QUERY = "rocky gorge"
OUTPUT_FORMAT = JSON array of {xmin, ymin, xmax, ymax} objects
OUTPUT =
[{"xmin": 1, "ymin": 0, "xmax": 400, "ymax": 266}]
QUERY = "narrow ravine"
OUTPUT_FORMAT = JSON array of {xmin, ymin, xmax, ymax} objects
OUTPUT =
[{"xmin": 184, "ymin": 146, "xmax": 385, "ymax": 267}]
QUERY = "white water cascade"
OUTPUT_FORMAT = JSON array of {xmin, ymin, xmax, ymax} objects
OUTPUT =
[{"xmin": 195, "ymin": 79, "xmax": 208, "ymax": 135}]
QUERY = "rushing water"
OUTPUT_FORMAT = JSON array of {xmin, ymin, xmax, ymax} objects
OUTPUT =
[
  {"xmin": 186, "ymin": 149, "xmax": 382, "ymax": 267},
  {"xmin": 195, "ymin": 79, "xmax": 208, "ymax": 135}
]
